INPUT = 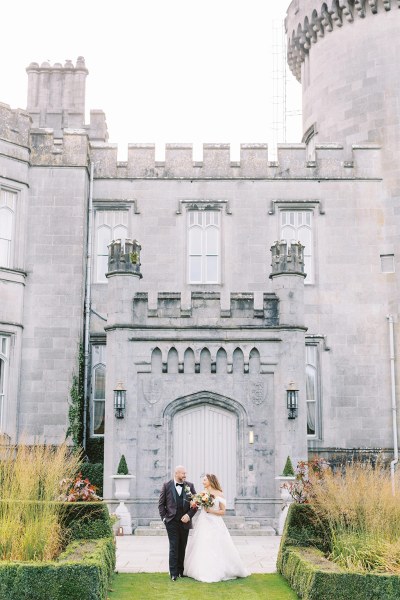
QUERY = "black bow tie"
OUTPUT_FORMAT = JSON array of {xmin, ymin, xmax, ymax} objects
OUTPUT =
[{"xmin": 176, "ymin": 483, "xmax": 183, "ymax": 487}]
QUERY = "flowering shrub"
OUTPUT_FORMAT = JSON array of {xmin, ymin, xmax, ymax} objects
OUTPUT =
[
  {"xmin": 189, "ymin": 491, "xmax": 215, "ymax": 509},
  {"xmin": 60, "ymin": 472, "xmax": 101, "ymax": 502},
  {"xmin": 282, "ymin": 457, "xmax": 329, "ymax": 504}
]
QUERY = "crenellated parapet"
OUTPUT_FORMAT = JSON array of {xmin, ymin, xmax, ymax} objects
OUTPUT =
[
  {"xmin": 90, "ymin": 142, "xmax": 381, "ymax": 180},
  {"xmin": 270, "ymin": 241, "xmax": 306, "ymax": 278},
  {"xmin": 29, "ymin": 128, "xmax": 89, "ymax": 166},
  {"xmin": 0, "ymin": 102, "xmax": 31, "ymax": 148},
  {"xmin": 107, "ymin": 239, "xmax": 142, "ymax": 277},
  {"xmin": 286, "ymin": 0, "xmax": 399, "ymax": 81},
  {"xmin": 131, "ymin": 291, "xmax": 279, "ymax": 326}
]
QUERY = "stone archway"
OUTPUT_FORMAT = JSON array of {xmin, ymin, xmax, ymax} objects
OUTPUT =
[{"xmin": 164, "ymin": 392, "xmax": 250, "ymax": 509}]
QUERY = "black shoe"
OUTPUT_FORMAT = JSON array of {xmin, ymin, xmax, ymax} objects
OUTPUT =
[
  {"xmin": 171, "ymin": 575, "xmax": 178, "ymax": 581},
  {"xmin": 178, "ymin": 573, "xmax": 186, "ymax": 578}
]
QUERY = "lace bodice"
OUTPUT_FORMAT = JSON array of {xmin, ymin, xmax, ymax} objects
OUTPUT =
[{"xmin": 212, "ymin": 496, "xmax": 226, "ymax": 510}]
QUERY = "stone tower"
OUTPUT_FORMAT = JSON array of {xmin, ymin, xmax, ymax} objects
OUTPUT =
[{"xmin": 286, "ymin": 2, "xmax": 400, "ymax": 286}]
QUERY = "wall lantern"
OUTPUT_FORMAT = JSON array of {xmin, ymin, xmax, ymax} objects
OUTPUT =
[
  {"xmin": 249, "ymin": 430, "xmax": 254, "ymax": 444},
  {"xmin": 114, "ymin": 382, "xmax": 126, "ymax": 419},
  {"xmin": 287, "ymin": 381, "xmax": 299, "ymax": 420}
]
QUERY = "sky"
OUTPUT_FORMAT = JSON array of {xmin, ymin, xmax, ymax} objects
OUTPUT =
[{"xmin": 0, "ymin": 0, "xmax": 302, "ymax": 160}]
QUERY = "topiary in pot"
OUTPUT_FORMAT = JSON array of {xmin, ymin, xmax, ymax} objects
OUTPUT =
[
  {"xmin": 282, "ymin": 456, "xmax": 295, "ymax": 477},
  {"xmin": 117, "ymin": 455, "xmax": 129, "ymax": 475}
]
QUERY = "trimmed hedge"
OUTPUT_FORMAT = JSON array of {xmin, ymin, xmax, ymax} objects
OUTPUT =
[
  {"xmin": 62, "ymin": 501, "xmax": 112, "ymax": 540},
  {"xmin": 0, "ymin": 501, "xmax": 115, "ymax": 600},
  {"xmin": 80, "ymin": 462, "xmax": 104, "ymax": 496},
  {"xmin": 278, "ymin": 504, "xmax": 400, "ymax": 600},
  {"xmin": 0, "ymin": 537, "xmax": 115, "ymax": 600}
]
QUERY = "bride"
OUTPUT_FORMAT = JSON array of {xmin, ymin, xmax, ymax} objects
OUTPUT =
[{"xmin": 184, "ymin": 473, "xmax": 249, "ymax": 583}]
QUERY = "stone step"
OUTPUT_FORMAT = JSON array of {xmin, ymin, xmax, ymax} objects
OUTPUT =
[
  {"xmin": 134, "ymin": 525, "xmax": 276, "ymax": 537},
  {"xmin": 134, "ymin": 526, "xmax": 276, "ymax": 537},
  {"xmin": 148, "ymin": 517, "xmax": 257, "ymax": 530}
]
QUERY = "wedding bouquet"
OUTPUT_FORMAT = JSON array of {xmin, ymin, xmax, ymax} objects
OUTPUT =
[{"xmin": 189, "ymin": 490, "xmax": 215, "ymax": 509}]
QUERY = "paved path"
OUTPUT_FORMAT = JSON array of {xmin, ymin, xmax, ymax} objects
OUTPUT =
[{"xmin": 116, "ymin": 535, "xmax": 281, "ymax": 573}]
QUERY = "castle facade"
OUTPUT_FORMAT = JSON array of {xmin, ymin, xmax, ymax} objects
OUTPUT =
[{"xmin": 1, "ymin": 0, "xmax": 399, "ymax": 527}]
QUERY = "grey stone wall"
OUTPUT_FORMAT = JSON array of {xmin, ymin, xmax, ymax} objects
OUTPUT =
[{"xmin": 17, "ymin": 162, "xmax": 88, "ymax": 442}]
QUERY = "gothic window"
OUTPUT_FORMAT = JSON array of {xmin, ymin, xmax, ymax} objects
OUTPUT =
[
  {"xmin": 0, "ymin": 336, "xmax": 9, "ymax": 433},
  {"xmin": 0, "ymin": 189, "xmax": 17, "ymax": 269},
  {"xmin": 188, "ymin": 210, "xmax": 220, "ymax": 284},
  {"xmin": 94, "ymin": 210, "xmax": 129, "ymax": 282},
  {"xmin": 306, "ymin": 344, "xmax": 320, "ymax": 437},
  {"xmin": 280, "ymin": 210, "xmax": 313, "ymax": 283},
  {"xmin": 91, "ymin": 345, "xmax": 106, "ymax": 436}
]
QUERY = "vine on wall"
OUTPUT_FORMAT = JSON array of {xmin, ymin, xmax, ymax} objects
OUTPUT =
[{"xmin": 66, "ymin": 343, "xmax": 84, "ymax": 448}]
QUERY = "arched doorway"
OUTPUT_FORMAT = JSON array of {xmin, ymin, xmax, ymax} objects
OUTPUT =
[{"xmin": 173, "ymin": 404, "xmax": 237, "ymax": 508}]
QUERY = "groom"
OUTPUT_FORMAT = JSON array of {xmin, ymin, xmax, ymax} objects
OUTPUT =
[{"xmin": 158, "ymin": 465, "xmax": 197, "ymax": 580}]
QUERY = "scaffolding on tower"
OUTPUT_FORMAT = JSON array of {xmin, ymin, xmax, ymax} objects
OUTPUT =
[{"xmin": 271, "ymin": 19, "xmax": 302, "ymax": 161}]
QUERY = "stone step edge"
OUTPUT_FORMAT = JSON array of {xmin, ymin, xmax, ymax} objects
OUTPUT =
[{"xmin": 134, "ymin": 526, "xmax": 276, "ymax": 537}]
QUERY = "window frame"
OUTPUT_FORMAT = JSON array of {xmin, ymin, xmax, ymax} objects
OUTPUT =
[
  {"xmin": 279, "ymin": 208, "xmax": 314, "ymax": 284},
  {"xmin": 90, "ymin": 345, "xmax": 106, "ymax": 438},
  {"xmin": 0, "ymin": 335, "xmax": 10, "ymax": 434},
  {"xmin": 187, "ymin": 208, "xmax": 221, "ymax": 284},
  {"xmin": 0, "ymin": 188, "xmax": 17, "ymax": 269},
  {"xmin": 92, "ymin": 205, "xmax": 132, "ymax": 283},
  {"xmin": 305, "ymin": 341, "xmax": 322, "ymax": 439}
]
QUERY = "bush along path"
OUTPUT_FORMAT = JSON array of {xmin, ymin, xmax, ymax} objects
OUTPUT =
[{"xmin": 108, "ymin": 573, "xmax": 299, "ymax": 599}]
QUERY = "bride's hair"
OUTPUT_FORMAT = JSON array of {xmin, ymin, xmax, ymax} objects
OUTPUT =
[{"xmin": 206, "ymin": 473, "xmax": 223, "ymax": 492}]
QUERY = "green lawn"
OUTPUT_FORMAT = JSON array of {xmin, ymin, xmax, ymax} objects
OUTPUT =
[{"xmin": 108, "ymin": 573, "xmax": 298, "ymax": 599}]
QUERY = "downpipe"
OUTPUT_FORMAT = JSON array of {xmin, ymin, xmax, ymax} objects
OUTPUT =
[
  {"xmin": 387, "ymin": 315, "xmax": 399, "ymax": 495},
  {"xmin": 82, "ymin": 161, "xmax": 94, "ymax": 451}
]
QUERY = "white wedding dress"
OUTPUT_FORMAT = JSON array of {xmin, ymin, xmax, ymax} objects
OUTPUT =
[{"xmin": 184, "ymin": 497, "xmax": 250, "ymax": 583}]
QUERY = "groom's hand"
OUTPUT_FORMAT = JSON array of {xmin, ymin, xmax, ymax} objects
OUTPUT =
[{"xmin": 181, "ymin": 514, "xmax": 190, "ymax": 523}]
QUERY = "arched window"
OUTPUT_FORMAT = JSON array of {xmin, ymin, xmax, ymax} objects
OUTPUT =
[
  {"xmin": 0, "ymin": 189, "xmax": 17, "ymax": 268},
  {"xmin": 0, "ymin": 336, "xmax": 9, "ymax": 433},
  {"xmin": 91, "ymin": 345, "xmax": 106, "ymax": 437},
  {"xmin": 188, "ymin": 210, "xmax": 220, "ymax": 283},
  {"xmin": 94, "ymin": 210, "xmax": 129, "ymax": 282},
  {"xmin": 280, "ymin": 210, "xmax": 313, "ymax": 283},
  {"xmin": 306, "ymin": 344, "xmax": 320, "ymax": 437}
]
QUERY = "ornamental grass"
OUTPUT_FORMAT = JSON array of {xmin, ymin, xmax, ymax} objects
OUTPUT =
[
  {"xmin": 0, "ymin": 442, "xmax": 81, "ymax": 561},
  {"xmin": 309, "ymin": 461, "xmax": 400, "ymax": 574}
]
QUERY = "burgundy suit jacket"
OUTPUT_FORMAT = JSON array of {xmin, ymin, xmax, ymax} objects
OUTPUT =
[{"xmin": 158, "ymin": 480, "xmax": 197, "ymax": 529}]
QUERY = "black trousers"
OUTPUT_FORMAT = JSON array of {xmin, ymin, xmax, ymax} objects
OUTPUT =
[{"xmin": 165, "ymin": 519, "xmax": 189, "ymax": 576}]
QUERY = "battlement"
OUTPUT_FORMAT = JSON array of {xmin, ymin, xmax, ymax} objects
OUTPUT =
[
  {"xmin": 286, "ymin": 0, "xmax": 399, "ymax": 81},
  {"xmin": 107, "ymin": 239, "xmax": 142, "ymax": 277},
  {"xmin": 29, "ymin": 128, "xmax": 89, "ymax": 166},
  {"xmin": 270, "ymin": 241, "xmax": 306, "ymax": 278},
  {"xmin": 90, "ymin": 142, "xmax": 381, "ymax": 179},
  {"xmin": 131, "ymin": 291, "xmax": 279, "ymax": 326},
  {"xmin": 0, "ymin": 102, "xmax": 31, "ymax": 147}
]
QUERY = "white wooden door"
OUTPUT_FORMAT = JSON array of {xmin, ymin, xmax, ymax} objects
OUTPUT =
[{"xmin": 173, "ymin": 404, "xmax": 237, "ymax": 509}]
